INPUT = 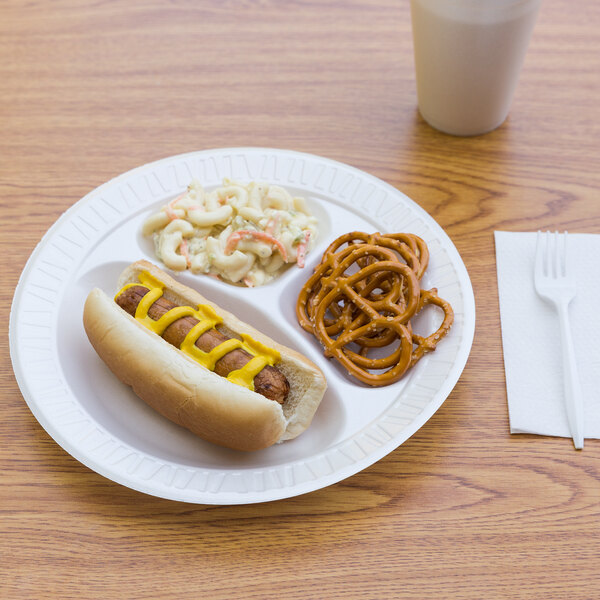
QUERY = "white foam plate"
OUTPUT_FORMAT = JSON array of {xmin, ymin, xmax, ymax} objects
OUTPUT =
[{"xmin": 9, "ymin": 148, "xmax": 475, "ymax": 504}]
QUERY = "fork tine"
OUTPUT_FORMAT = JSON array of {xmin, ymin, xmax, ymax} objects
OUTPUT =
[
  {"xmin": 562, "ymin": 231, "xmax": 568, "ymax": 277},
  {"xmin": 554, "ymin": 230, "xmax": 561, "ymax": 279},
  {"xmin": 535, "ymin": 231, "xmax": 543, "ymax": 277},
  {"xmin": 545, "ymin": 231, "xmax": 551, "ymax": 277}
]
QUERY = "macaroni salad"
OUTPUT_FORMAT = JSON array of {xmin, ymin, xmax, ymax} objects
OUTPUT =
[{"xmin": 142, "ymin": 179, "xmax": 318, "ymax": 287}]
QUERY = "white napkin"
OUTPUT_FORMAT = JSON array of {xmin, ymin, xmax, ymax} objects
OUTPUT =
[{"xmin": 494, "ymin": 231, "xmax": 600, "ymax": 439}]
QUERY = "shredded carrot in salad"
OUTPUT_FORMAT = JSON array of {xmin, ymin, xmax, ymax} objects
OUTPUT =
[
  {"xmin": 165, "ymin": 193, "xmax": 185, "ymax": 221},
  {"xmin": 225, "ymin": 230, "xmax": 289, "ymax": 262},
  {"xmin": 179, "ymin": 239, "xmax": 192, "ymax": 268}
]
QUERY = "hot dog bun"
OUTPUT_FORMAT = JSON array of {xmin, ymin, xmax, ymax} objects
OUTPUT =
[{"xmin": 83, "ymin": 260, "xmax": 327, "ymax": 451}]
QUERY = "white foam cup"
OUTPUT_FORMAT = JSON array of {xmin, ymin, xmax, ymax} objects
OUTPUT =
[{"xmin": 410, "ymin": 0, "xmax": 541, "ymax": 136}]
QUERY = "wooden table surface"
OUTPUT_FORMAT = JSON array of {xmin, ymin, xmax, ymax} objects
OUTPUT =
[{"xmin": 2, "ymin": 1, "xmax": 599, "ymax": 598}]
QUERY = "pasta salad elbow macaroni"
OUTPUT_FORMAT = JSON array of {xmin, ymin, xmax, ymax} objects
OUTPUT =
[{"xmin": 143, "ymin": 179, "xmax": 318, "ymax": 287}]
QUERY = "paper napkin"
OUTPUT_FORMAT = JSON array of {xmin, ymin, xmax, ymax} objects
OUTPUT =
[{"xmin": 494, "ymin": 231, "xmax": 600, "ymax": 439}]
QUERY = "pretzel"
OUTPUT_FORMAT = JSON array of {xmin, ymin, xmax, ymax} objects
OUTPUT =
[{"xmin": 296, "ymin": 232, "xmax": 453, "ymax": 387}]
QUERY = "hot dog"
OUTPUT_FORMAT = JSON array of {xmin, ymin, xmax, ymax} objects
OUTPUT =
[
  {"xmin": 83, "ymin": 260, "xmax": 327, "ymax": 451},
  {"xmin": 115, "ymin": 285, "xmax": 290, "ymax": 404}
]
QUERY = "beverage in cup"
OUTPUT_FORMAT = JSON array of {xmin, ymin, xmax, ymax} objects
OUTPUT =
[{"xmin": 410, "ymin": 0, "xmax": 542, "ymax": 136}]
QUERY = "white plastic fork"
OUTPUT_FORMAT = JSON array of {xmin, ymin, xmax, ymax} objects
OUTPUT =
[{"xmin": 534, "ymin": 231, "xmax": 584, "ymax": 450}]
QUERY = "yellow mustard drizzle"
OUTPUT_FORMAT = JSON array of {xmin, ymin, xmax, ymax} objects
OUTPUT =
[
  {"xmin": 226, "ymin": 334, "xmax": 278, "ymax": 388},
  {"xmin": 115, "ymin": 271, "xmax": 280, "ymax": 392}
]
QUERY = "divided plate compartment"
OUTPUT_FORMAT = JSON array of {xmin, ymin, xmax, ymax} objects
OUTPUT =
[{"xmin": 9, "ymin": 148, "xmax": 475, "ymax": 503}]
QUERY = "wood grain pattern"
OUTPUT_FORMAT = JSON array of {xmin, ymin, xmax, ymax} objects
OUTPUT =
[{"xmin": 1, "ymin": 0, "xmax": 599, "ymax": 598}]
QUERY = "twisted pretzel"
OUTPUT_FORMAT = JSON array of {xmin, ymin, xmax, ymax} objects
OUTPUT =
[{"xmin": 296, "ymin": 231, "xmax": 453, "ymax": 387}]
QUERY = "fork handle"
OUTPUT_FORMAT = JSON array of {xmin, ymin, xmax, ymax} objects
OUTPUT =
[{"xmin": 557, "ymin": 301, "xmax": 585, "ymax": 449}]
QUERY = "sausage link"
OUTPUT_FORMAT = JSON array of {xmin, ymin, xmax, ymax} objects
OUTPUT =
[{"xmin": 116, "ymin": 286, "xmax": 289, "ymax": 404}]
